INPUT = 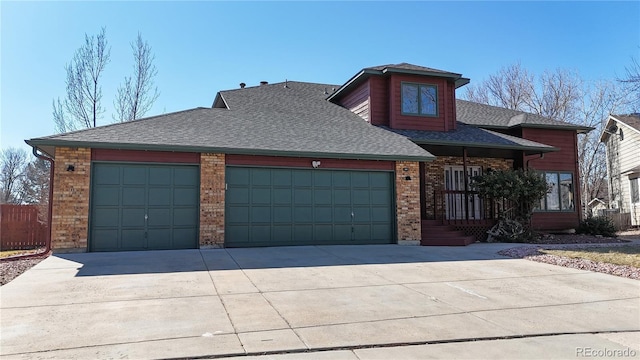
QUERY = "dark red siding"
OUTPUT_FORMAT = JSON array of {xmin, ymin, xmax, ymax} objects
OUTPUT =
[
  {"xmin": 388, "ymin": 74, "xmax": 456, "ymax": 131},
  {"xmin": 226, "ymin": 154, "xmax": 394, "ymax": 171},
  {"xmin": 522, "ymin": 128, "xmax": 582, "ymax": 230},
  {"xmin": 339, "ymin": 80, "xmax": 370, "ymax": 122},
  {"xmin": 369, "ymin": 76, "xmax": 389, "ymax": 126},
  {"xmin": 91, "ymin": 149, "xmax": 200, "ymax": 163}
]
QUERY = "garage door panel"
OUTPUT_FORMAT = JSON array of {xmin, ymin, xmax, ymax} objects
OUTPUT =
[
  {"xmin": 293, "ymin": 171, "xmax": 312, "ymax": 186},
  {"xmin": 173, "ymin": 188, "xmax": 198, "ymax": 206},
  {"xmin": 92, "ymin": 208, "xmax": 120, "ymax": 227},
  {"xmin": 251, "ymin": 169, "xmax": 272, "ymax": 186},
  {"xmin": 121, "ymin": 229, "xmax": 146, "ymax": 249},
  {"xmin": 273, "ymin": 207, "xmax": 292, "ymax": 223},
  {"xmin": 333, "ymin": 189, "xmax": 350, "ymax": 204},
  {"xmin": 294, "ymin": 189, "xmax": 312, "ymax": 204},
  {"xmin": 149, "ymin": 187, "xmax": 172, "ymax": 206},
  {"xmin": 251, "ymin": 206, "xmax": 271, "ymax": 223},
  {"xmin": 148, "ymin": 208, "xmax": 171, "ymax": 226},
  {"xmin": 173, "ymin": 228, "xmax": 197, "ymax": 248},
  {"xmin": 272, "ymin": 225, "xmax": 292, "ymax": 240},
  {"xmin": 91, "ymin": 163, "xmax": 198, "ymax": 252},
  {"xmin": 122, "ymin": 187, "xmax": 146, "ymax": 206},
  {"xmin": 92, "ymin": 229, "xmax": 118, "ymax": 250},
  {"xmin": 314, "ymin": 207, "xmax": 332, "ymax": 223},
  {"xmin": 149, "ymin": 167, "xmax": 172, "ymax": 185},
  {"xmin": 294, "ymin": 207, "xmax": 313, "ymax": 222},
  {"xmin": 227, "ymin": 187, "xmax": 249, "ymax": 204},
  {"xmin": 148, "ymin": 229, "xmax": 171, "ymax": 249},
  {"xmin": 314, "ymin": 224, "xmax": 332, "ymax": 241},
  {"xmin": 123, "ymin": 167, "xmax": 146, "ymax": 185},
  {"xmin": 294, "ymin": 225, "xmax": 313, "ymax": 241},
  {"xmin": 313, "ymin": 171, "xmax": 332, "ymax": 187},
  {"xmin": 93, "ymin": 187, "xmax": 120, "ymax": 206},
  {"xmin": 272, "ymin": 170, "xmax": 292, "ymax": 186},
  {"xmin": 174, "ymin": 167, "xmax": 199, "ymax": 186},
  {"xmin": 174, "ymin": 208, "xmax": 198, "ymax": 226},
  {"xmin": 94, "ymin": 165, "xmax": 120, "ymax": 185},
  {"xmin": 225, "ymin": 167, "xmax": 393, "ymax": 247},
  {"xmin": 228, "ymin": 206, "xmax": 249, "ymax": 223},
  {"xmin": 273, "ymin": 189, "xmax": 291, "ymax": 204},
  {"xmin": 372, "ymin": 207, "xmax": 392, "ymax": 222},
  {"xmin": 252, "ymin": 188, "xmax": 271, "ymax": 204},
  {"xmin": 227, "ymin": 225, "xmax": 249, "ymax": 242}
]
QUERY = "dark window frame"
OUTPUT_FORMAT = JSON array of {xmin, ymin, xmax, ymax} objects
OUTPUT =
[
  {"xmin": 536, "ymin": 171, "xmax": 576, "ymax": 212},
  {"xmin": 401, "ymin": 82, "xmax": 438, "ymax": 117}
]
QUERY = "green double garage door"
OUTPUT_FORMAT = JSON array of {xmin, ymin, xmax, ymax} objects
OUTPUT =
[
  {"xmin": 225, "ymin": 167, "xmax": 395, "ymax": 247},
  {"xmin": 90, "ymin": 163, "xmax": 199, "ymax": 251}
]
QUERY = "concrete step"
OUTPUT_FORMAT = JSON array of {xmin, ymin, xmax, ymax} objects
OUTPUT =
[{"xmin": 420, "ymin": 236, "xmax": 476, "ymax": 246}]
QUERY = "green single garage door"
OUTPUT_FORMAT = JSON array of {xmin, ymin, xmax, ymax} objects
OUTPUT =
[
  {"xmin": 225, "ymin": 167, "xmax": 394, "ymax": 247},
  {"xmin": 90, "ymin": 163, "xmax": 199, "ymax": 251}
]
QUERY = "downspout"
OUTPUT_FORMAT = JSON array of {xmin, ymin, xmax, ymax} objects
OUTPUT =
[
  {"xmin": 525, "ymin": 153, "xmax": 544, "ymax": 169},
  {"xmin": 10, "ymin": 147, "xmax": 54, "ymax": 259}
]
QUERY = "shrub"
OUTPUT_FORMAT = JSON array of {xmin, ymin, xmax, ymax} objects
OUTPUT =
[{"xmin": 577, "ymin": 217, "xmax": 617, "ymax": 237}]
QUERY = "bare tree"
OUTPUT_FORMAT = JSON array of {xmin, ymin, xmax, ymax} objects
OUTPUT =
[
  {"xmin": 114, "ymin": 33, "xmax": 159, "ymax": 122},
  {"xmin": 618, "ymin": 56, "xmax": 640, "ymax": 110},
  {"xmin": 463, "ymin": 63, "xmax": 631, "ymax": 218},
  {"xmin": 54, "ymin": 28, "xmax": 111, "ymax": 132},
  {"xmin": 0, "ymin": 148, "xmax": 28, "ymax": 204},
  {"xmin": 19, "ymin": 158, "xmax": 51, "ymax": 223},
  {"xmin": 464, "ymin": 62, "xmax": 534, "ymax": 111}
]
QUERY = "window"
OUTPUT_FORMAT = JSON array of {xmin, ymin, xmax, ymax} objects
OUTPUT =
[
  {"xmin": 631, "ymin": 178, "xmax": 639, "ymax": 204},
  {"xmin": 538, "ymin": 172, "xmax": 575, "ymax": 212},
  {"xmin": 401, "ymin": 83, "xmax": 437, "ymax": 116}
]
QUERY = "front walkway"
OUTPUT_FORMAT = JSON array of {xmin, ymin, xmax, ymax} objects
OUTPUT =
[{"xmin": 1, "ymin": 243, "xmax": 638, "ymax": 359}]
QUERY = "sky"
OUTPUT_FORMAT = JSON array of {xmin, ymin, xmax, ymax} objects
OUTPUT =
[{"xmin": 1, "ymin": 1, "xmax": 639, "ymax": 155}]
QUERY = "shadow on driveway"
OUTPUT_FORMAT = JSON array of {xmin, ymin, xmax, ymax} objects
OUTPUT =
[{"xmin": 51, "ymin": 243, "xmax": 518, "ymax": 277}]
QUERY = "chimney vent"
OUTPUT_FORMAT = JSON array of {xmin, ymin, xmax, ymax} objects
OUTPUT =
[
  {"xmin": 240, "ymin": 82, "xmax": 246, "ymax": 89},
  {"xmin": 260, "ymin": 81, "xmax": 268, "ymax": 86}
]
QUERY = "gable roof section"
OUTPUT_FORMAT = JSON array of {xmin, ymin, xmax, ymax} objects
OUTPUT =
[
  {"xmin": 457, "ymin": 100, "xmax": 593, "ymax": 133},
  {"xmin": 27, "ymin": 81, "xmax": 435, "ymax": 162},
  {"xmin": 381, "ymin": 122, "xmax": 558, "ymax": 155},
  {"xmin": 601, "ymin": 114, "xmax": 640, "ymax": 141},
  {"xmin": 328, "ymin": 63, "xmax": 470, "ymax": 103}
]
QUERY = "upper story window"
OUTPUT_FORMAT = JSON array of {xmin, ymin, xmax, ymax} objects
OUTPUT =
[{"xmin": 401, "ymin": 82, "xmax": 438, "ymax": 116}]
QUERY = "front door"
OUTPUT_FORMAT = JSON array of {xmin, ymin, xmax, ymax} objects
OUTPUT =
[{"xmin": 444, "ymin": 166, "xmax": 482, "ymax": 220}]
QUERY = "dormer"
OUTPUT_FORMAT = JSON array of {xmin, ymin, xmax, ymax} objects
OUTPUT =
[{"xmin": 328, "ymin": 63, "xmax": 469, "ymax": 132}]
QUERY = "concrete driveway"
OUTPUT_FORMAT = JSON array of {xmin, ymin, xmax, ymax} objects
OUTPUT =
[{"xmin": 1, "ymin": 244, "xmax": 638, "ymax": 359}]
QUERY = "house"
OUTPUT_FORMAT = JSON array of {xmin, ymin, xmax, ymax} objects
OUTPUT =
[
  {"xmin": 26, "ymin": 63, "xmax": 591, "ymax": 252},
  {"xmin": 587, "ymin": 198, "xmax": 608, "ymax": 217},
  {"xmin": 601, "ymin": 114, "xmax": 640, "ymax": 227}
]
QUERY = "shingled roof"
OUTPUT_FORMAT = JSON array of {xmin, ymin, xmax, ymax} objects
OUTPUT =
[
  {"xmin": 27, "ymin": 81, "xmax": 435, "ymax": 162},
  {"xmin": 456, "ymin": 100, "xmax": 592, "ymax": 132},
  {"xmin": 381, "ymin": 122, "xmax": 557, "ymax": 154}
]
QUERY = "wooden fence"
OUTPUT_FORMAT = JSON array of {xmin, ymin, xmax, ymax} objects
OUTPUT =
[
  {"xmin": 600, "ymin": 211, "xmax": 631, "ymax": 231},
  {"xmin": 0, "ymin": 205, "xmax": 48, "ymax": 251}
]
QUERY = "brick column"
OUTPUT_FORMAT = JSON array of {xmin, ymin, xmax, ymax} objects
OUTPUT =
[
  {"xmin": 51, "ymin": 147, "xmax": 91, "ymax": 252},
  {"xmin": 199, "ymin": 153, "xmax": 225, "ymax": 248},
  {"xmin": 395, "ymin": 161, "xmax": 421, "ymax": 245}
]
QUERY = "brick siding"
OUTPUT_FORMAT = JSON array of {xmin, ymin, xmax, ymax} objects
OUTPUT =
[
  {"xmin": 199, "ymin": 153, "xmax": 225, "ymax": 247},
  {"xmin": 51, "ymin": 147, "xmax": 91, "ymax": 252},
  {"xmin": 395, "ymin": 161, "xmax": 421, "ymax": 242}
]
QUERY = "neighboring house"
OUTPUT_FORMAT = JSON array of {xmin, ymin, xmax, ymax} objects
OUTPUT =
[
  {"xmin": 26, "ymin": 63, "xmax": 591, "ymax": 252},
  {"xmin": 587, "ymin": 198, "xmax": 608, "ymax": 217},
  {"xmin": 601, "ymin": 114, "xmax": 640, "ymax": 227}
]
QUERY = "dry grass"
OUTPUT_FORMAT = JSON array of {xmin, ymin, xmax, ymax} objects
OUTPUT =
[
  {"xmin": 0, "ymin": 248, "xmax": 43, "ymax": 259},
  {"xmin": 540, "ymin": 245, "xmax": 640, "ymax": 268}
]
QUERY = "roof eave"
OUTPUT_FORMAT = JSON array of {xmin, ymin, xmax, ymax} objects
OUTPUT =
[
  {"xmin": 518, "ymin": 123, "xmax": 594, "ymax": 133},
  {"xmin": 25, "ymin": 139, "xmax": 436, "ymax": 162},
  {"xmin": 410, "ymin": 138, "xmax": 559, "ymax": 153}
]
